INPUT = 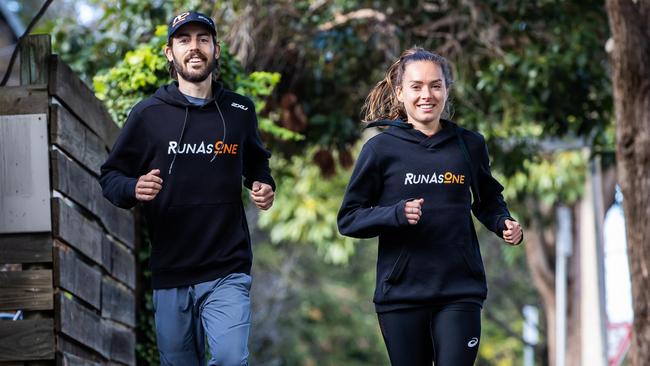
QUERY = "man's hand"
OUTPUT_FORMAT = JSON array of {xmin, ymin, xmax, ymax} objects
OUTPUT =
[
  {"xmin": 404, "ymin": 198, "xmax": 424, "ymax": 225},
  {"xmin": 503, "ymin": 219, "xmax": 523, "ymax": 245},
  {"xmin": 135, "ymin": 169, "xmax": 163, "ymax": 202},
  {"xmin": 251, "ymin": 181, "xmax": 274, "ymax": 210}
]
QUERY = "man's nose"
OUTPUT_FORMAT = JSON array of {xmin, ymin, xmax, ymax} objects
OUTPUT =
[{"xmin": 189, "ymin": 37, "xmax": 200, "ymax": 50}]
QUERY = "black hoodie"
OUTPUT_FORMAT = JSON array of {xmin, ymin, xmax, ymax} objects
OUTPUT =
[
  {"xmin": 337, "ymin": 119, "xmax": 513, "ymax": 313},
  {"xmin": 100, "ymin": 81, "xmax": 275, "ymax": 289}
]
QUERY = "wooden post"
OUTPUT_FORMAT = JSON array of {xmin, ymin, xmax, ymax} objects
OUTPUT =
[{"xmin": 20, "ymin": 34, "xmax": 51, "ymax": 86}]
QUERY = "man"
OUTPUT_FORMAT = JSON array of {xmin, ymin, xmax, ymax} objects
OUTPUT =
[{"xmin": 99, "ymin": 11, "xmax": 275, "ymax": 366}]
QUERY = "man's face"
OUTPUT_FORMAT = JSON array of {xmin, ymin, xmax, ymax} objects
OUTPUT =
[{"xmin": 165, "ymin": 23, "xmax": 220, "ymax": 83}]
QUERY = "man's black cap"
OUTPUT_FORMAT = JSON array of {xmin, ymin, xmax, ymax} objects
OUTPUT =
[{"xmin": 168, "ymin": 11, "xmax": 217, "ymax": 41}]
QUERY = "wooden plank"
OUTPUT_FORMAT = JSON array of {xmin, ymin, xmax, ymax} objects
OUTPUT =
[
  {"xmin": 56, "ymin": 336, "xmax": 103, "ymax": 365},
  {"xmin": 50, "ymin": 104, "xmax": 108, "ymax": 176},
  {"xmin": 104, "ymin": 321, "xmax": 135, "ymax": 366},
  {"xmin": 0, "ymin": 114, "xmax": 52, "ymax": 233},
  {"xmin": 51, "ymin": 150, "xmax": 135, "ymax": 248},
  {"xmin": 51, "ymin": 199, "xmax": 103, "ymax": 267},
  {"xmin": 54, "ymin": 244, "xmax": 101, "ymax": 310},
  {"xmin": 0, "ymin": 234, "xmax": 52, "ymax": 264},
  {"xmin": 48, "ymin": 56, "xmax": 120, "ymax": 147},
  {"xmin": 20, "ymin": 35, "xmax": 51, "ymax": 86},
  {"xmin": 101, "ymin": 235, "xmax": 112, "ymax": 273},
  {"xmin": 100, "ymin": 199, "xmax": 136, "ymax": 250},
  {"xmin": 55, "ymin": 294, "xmax": 108, "ymax": 358},
  {"xmin": 110, "ymin": 241, "xmax": 135, "ymax": 290},
  {"xmin": 57, "ymin": 352, "xmax": 101, "ymax": 366},
  {"xmin": 0, "ymin": 319, "xmax": 54, "ymax": 361},
  {"xmin": 0, "ymin": 270, "xmax": 53, "ymax": 311},
  {"xmin": 101, "ymin": 278, "xmax": 135, "ymax": 328},
  {"xmin": 0, "ymin": 87, "xmax": 48, "ymax": 115}
]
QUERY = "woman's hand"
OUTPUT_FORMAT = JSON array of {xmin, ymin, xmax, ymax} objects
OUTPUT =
[
  {"xmin": 503, "ymin": 219, "xmax": 523, "ymax": 245},
  {"xmin": 404, "ymin": 198, "xmax": 424, "ymax": 225}
]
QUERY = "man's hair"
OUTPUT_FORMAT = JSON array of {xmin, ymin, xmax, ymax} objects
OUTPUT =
[{"xmin": 167, "ymin": 36, "xmax": 220, "ymax": 81}]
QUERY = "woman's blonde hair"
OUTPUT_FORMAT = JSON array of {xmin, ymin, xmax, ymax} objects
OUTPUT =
[{"xmin": 362, "ymin": 47, "xmax": 454, "ymax": 122}]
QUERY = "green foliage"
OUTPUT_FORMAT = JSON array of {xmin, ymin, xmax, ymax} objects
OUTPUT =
[
  {"xmin": 38, "ymin": 0, "xmax": 216, "ymax": 83},
  {"xmin": 251, "ymin": 239, "xmax": 389, "ymax": 366},
  {"xmin": 258, "ymin": 147, "xmax": 356, "ymax": 264},
  {"xmin": 452, "ymin": 0, "xmax": 613, "ymax": 211},
  {"xmin": 92, "ymin": 25, "xmax": 301, "ymax": 141}
]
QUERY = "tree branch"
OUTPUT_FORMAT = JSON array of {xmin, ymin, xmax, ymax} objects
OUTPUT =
[{"xmin": 318, "ymin": 9, "xmax": 387, "ymax": 31}]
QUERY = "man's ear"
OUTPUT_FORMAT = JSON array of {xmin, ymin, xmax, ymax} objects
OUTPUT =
[
  {"xmin": 164, "ymin": 45, "xmax": 174, "ymax": 62},
  {"xmin": 214, "ymin": 43, "xmax": 221, "ymax": 60}
]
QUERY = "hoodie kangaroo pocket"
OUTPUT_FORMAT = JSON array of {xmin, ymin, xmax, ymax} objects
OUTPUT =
[
  {"xmin": 460, "ymin": 245, "xmax": 484, "ymax": 279},
  {"xmin": 382, "ymin": 248, "xmax": 409, "ymax": 294},
  {"xmin": 151, "ymin": 202, "xmax": 249, "ymax": 272}
]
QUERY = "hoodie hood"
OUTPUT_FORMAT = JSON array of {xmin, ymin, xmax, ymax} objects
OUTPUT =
[
  {"xmin": 367, "ymin": 119, "xmax": 458, "ymax": 149},
  {"xmin": 153, "ymin": 80, "xmax": 226, "ymax": 107}
]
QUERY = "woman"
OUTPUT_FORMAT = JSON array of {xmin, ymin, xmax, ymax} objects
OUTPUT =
[{"xmin": 337, "ymin": 47, "xmax": 523, "ymax": 366}]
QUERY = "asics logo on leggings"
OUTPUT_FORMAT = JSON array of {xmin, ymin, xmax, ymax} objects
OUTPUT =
[{"xmin": 467, "ymin": 337, "xmax": 479, "ymax": 348}]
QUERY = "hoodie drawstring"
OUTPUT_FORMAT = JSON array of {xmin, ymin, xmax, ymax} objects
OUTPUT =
[
  {"xmin": 210, "ymin": 100, "xmax": 227, "ymax": 162},
  {"xmin": 168, "ymin": 107, "xmax": 189, "ymax": 175}
]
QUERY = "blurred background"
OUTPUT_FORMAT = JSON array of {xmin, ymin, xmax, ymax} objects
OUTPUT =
[{"xmin": 0, "ymin": 1, "xmax": 639, "ymax": 365}]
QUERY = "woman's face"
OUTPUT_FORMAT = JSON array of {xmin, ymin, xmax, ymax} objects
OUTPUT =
[{"xmin": 396, "ymin": 61, "xmax": 448, "ymax": 126}]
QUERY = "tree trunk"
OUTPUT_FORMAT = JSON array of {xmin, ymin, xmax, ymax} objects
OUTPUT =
[
  {"xmin": 525, "ymin": 213, "xmax": 557, "ymax": 366},
  {"xmin": 605, "ymin": 1, "xmax": 650, "ymax": 365}
]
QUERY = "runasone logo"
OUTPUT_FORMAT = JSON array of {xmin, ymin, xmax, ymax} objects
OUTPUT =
[
  {"xmin": 168, "ymin": 140, "xmax": 239, "ymax": 156},
  {"xmin": 404, "ymin": 171, "xmax": 465, "ymax": 185},
  {"xmin": 231, "ymin": 102, "xmax": 249, "ymax": 111},
  {"xmin": 467, "ymin": 337, "xmax": 479, "ymax": 348}
]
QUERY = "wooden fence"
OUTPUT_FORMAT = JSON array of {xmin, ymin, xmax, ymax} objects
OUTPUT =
[{"xmin": 0, "ymin": 35, "xmax": 136, "ymax": 365}]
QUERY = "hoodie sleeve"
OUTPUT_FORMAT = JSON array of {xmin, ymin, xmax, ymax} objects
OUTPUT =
[
  {"xmin": 471, "ymin": 134, "xmax": 514, "ymax": 238},
  {"xmin": 242, "ymin": 104, "xmax": 275, "ymax": 191},
  {"xmin": 337, "ymin": 144, "xmax": 409, "ymax": 239},
  {"xmin": 99, "ymin": 108, "xmax": 151, "ymax": 209}
]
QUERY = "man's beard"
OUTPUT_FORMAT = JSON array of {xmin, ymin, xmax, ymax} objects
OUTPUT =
[{"xmin": 172, "ymin": 50, "xmax": 217, "ymax": 82}]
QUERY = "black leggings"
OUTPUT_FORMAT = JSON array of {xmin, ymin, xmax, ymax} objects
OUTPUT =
[{"xmin": 377, "ymin": 302, "xmax": 482, "ymax": 366}]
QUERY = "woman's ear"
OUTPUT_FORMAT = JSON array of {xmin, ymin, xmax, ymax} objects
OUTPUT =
[{"xmin": 395, "ymin": 86, "xmax": 404, "ymax": 103}]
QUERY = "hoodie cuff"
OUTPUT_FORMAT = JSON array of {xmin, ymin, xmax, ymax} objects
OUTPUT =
[
  {"xmin": 124, "ymin": 178, "xmax": 138, "ymax": 204},
  {"xmin": 497, "ymin": 216, "xmax": 516, "ymax": 237},
  {"xmin": 244, "ymin": 177, "xmax": 276, "ymax": 192},
  {"xmin": 395, "ymin": 200, "xmax": 409, "ymax": 226}
]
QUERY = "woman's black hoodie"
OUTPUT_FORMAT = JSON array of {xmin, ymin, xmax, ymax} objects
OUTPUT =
[
  {"xmin": 100, "ymin": 81, "xmax": 275, "ymax": 289},
  {"xmin": 337, "ymin": 120, "xmax": 513, "ymax": 313}
]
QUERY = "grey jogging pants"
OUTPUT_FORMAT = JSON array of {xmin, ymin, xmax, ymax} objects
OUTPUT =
[{"xmin": 153, "ymin": 273, "xmax": 252, "ymax": 366}]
